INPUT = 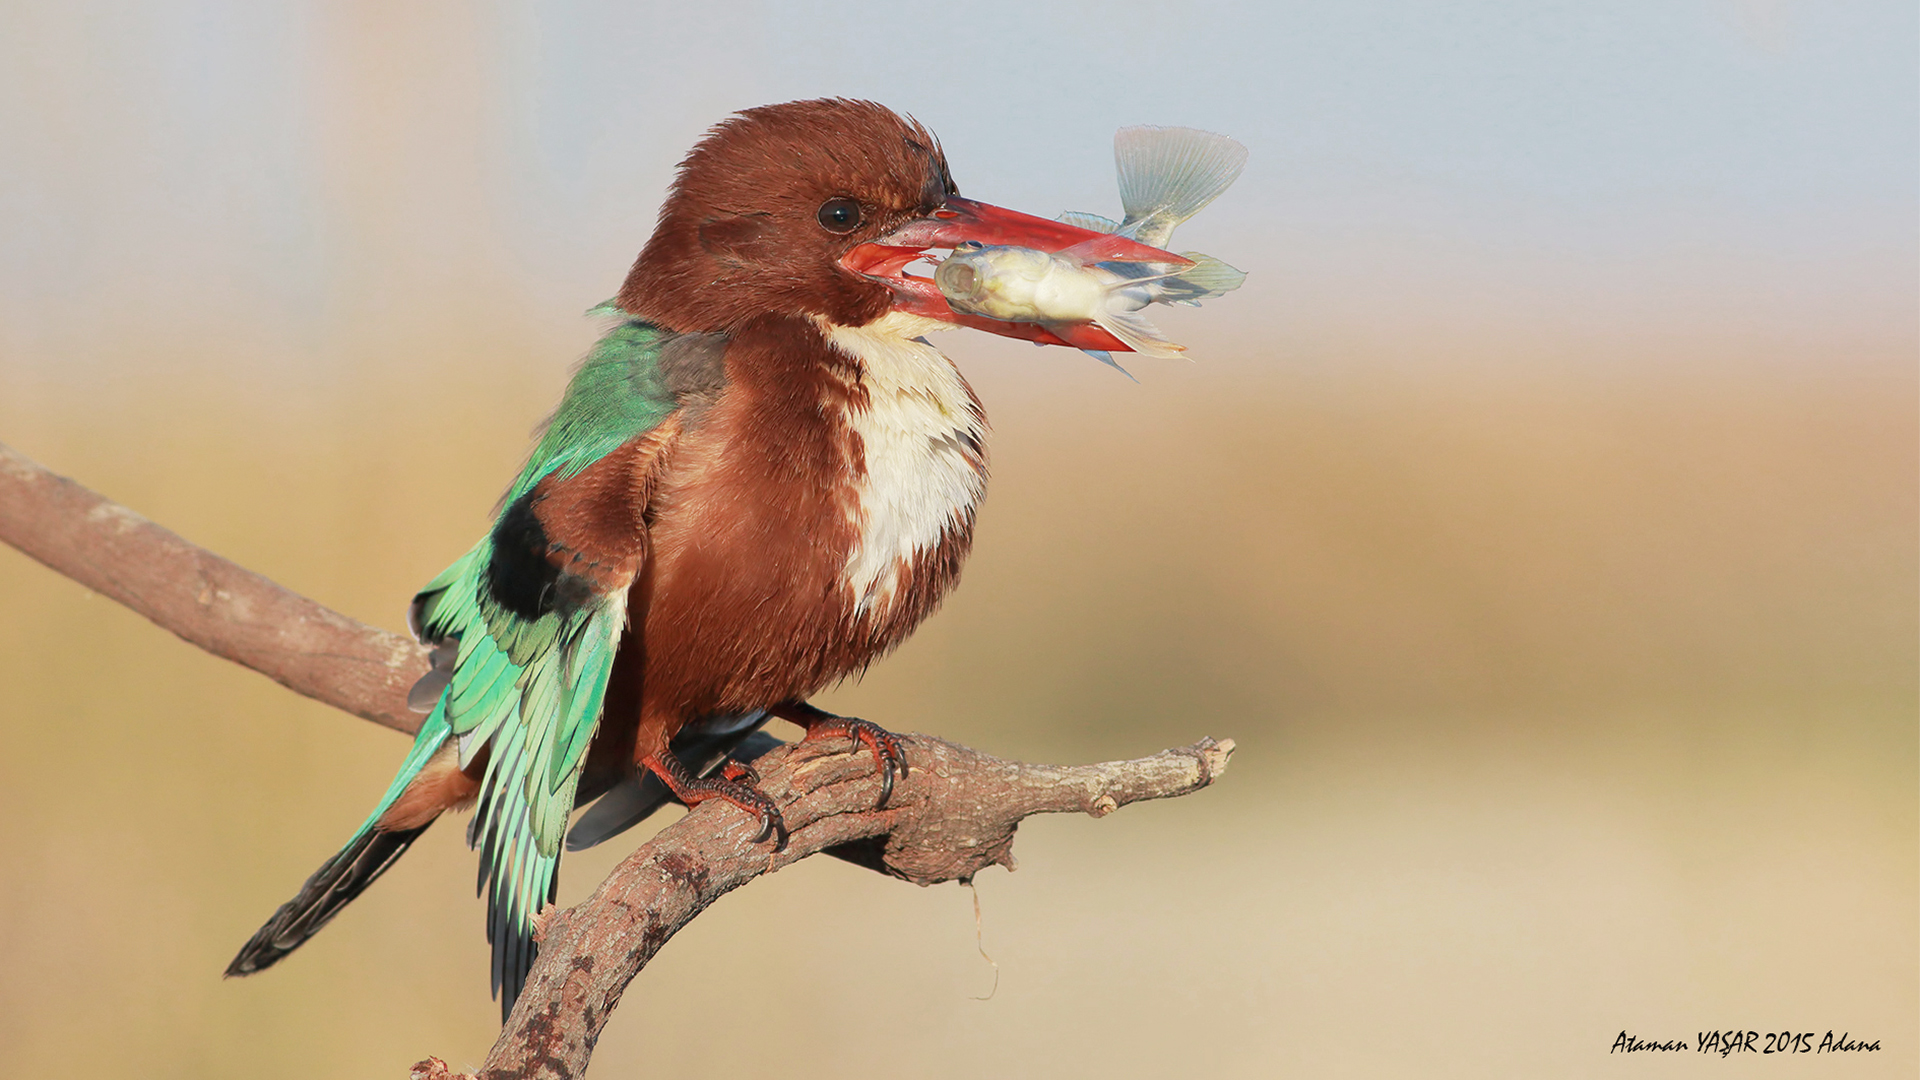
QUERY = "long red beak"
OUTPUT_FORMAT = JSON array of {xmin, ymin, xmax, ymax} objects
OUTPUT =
[{"xmin": 841, "ymin": 195, "xmax": 1189, "ymax": 339}]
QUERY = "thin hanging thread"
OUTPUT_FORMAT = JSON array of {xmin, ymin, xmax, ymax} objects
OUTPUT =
[{"xmin": 968, "ymin": 880, "xmax": 999, "ymax": 1001}]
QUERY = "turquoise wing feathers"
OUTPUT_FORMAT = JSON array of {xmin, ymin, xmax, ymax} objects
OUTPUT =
[
  {"xmin": 228, "ymin": 309, "xmax": 685, "ymax": 1020},
  {"xmin": 403, "ymin": 311, "xmax": 681, "ymax": 1011}
]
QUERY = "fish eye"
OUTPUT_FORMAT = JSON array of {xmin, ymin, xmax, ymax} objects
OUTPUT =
[{"xmin": 816, "ymin": 197, "xmax": 863, "ymax": 234}]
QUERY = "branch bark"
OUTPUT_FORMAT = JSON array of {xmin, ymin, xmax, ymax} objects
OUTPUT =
[
  {"xmin": 0, "ymin": 441, "xmax": 427, "ymax": 735},
  {"xmin": 0, "ymin": 440, "xmax": 1234, "ymax": 1079},
  {"xmin": 467, "ymin": 733, "xmax": 1233, "ymax": 1079}
]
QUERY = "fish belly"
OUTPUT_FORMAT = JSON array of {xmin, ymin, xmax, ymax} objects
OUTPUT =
[{"xmin": 1024, "ymin": 261, "xmax": 1109, "ymax": 323}]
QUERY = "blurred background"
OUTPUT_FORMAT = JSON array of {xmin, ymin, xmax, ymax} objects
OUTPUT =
[{"xmin": 1, "ymin": 2, "xmax": 1913, "ymax": 1077}]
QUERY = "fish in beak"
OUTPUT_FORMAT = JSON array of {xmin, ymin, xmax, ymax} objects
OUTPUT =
[{"xmin": 840, "ymin": 195, "xmax": 1191, "ymax": 352}]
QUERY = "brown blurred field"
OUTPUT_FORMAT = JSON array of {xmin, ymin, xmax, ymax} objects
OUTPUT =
[{"xmin": 1, "ymin": 327, "xmax": 1912, "ymax": 1077}]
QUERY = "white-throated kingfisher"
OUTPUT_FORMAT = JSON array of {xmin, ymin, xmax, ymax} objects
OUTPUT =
[{"xmin": 226, "ymin": 98, "xmax": 1184, "ymax": 1020}]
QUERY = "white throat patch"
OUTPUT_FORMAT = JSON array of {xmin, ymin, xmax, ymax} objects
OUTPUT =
[{"xmin": 820, "ymin": 312, "xmax": 987, "ymax": 615}]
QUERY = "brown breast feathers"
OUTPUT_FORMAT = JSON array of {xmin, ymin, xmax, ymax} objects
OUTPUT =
[{"xmin": 630, "ymin": 313, "xmax": 986, "ymax": 729}]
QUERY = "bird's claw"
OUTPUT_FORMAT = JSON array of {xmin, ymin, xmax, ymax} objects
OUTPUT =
[
  {"xmin": 744, "ymin": 796, "xmax": 787, "ymax": 848},
  {"xmin": 705, "ymin": 776, "xmax": 786, "ymax": 849},
  {"xmin": 799, "ymin": 715, "xmax": 906, "ymax": 808},
  {"xmin": 642, "ymin": 752, "xmax": 786, "ymax": 849}
]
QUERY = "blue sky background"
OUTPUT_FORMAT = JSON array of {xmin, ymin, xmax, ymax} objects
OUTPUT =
[{"xmin": 0, "ymin": 0, "xmax": 1913, "ymax": 381}]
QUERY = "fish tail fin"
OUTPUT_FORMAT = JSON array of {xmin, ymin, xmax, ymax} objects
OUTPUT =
[
  {"xmin": 1091, "ymin": 308, "xmax": 1188, "ymax": 360},
  {"xmin": 1160, "ymin": 251, "xmax": 1250, "ymax": 305},
  {"xmin": 1115, "ymin": 126, "xmax": 1249, "ymax": 246}
]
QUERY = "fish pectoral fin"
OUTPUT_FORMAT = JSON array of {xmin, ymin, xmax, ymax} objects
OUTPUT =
[
  {"xmin": 1114, "ymin": 125, "xmax": 1249, "ymax": 248},
  {"xmin": 1076, "ymin": 349, "xmax": 1139, "ymax": 381},
  {"xmin": 1091, "ymin": 308, "xmax": 1188, "ymax": 360}
]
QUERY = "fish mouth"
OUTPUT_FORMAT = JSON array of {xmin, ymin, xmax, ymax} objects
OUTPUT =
[{"xmin": 842, "ymin": 195, "xmax": 1188, "ymax": 334}]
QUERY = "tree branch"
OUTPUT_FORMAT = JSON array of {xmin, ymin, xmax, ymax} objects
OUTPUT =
[
  {"xmin": 454, "ymin": 733, "xmax": 1233, "ymax": 1080},
  {"xmin": 0, "ymin": 441, "xmax": 427, "ymax": 735},
  {"xmin": 0, "ymin": 439, "xmax": 1234, "ymax": 1079}
]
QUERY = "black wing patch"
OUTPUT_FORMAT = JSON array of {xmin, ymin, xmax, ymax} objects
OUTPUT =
[{"xmin": 485, "ymin": 492, "xmax": 595, "ymax": 622}]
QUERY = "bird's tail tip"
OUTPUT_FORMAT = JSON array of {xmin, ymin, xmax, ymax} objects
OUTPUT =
[{"xmin": 225, "ymin": 823, "xmax": 431, "ymax": 979}]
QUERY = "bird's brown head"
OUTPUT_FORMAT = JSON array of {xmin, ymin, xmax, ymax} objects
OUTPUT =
[{"xmin": 616, "ymin": 98, "xmax": 1184, "ymax": 335}]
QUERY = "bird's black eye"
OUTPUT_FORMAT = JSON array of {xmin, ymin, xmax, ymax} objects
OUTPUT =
[{"xmin": 817, "ymin": 197, "xmax": 863, "ymax": 234}]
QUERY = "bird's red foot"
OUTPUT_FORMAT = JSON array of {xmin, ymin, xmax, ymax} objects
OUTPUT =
[
  {"xmin": 640, "ymin": 750, "xmax": 785, "ymax": 847},
  {"xmin": 774, "ymin": 703, "xmax": 907, "ymax": 808}
]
